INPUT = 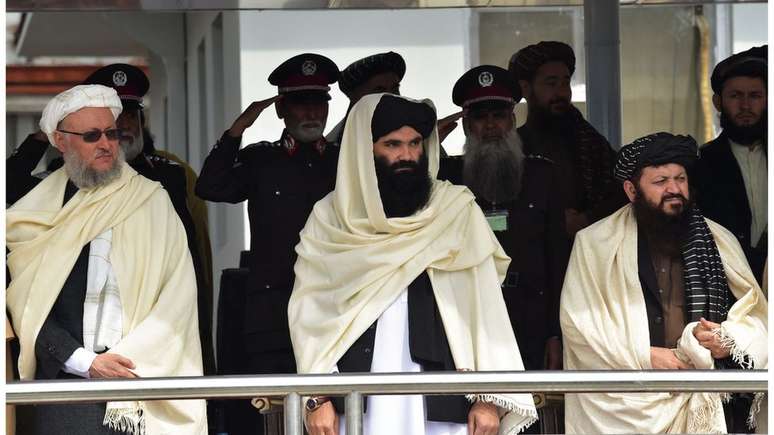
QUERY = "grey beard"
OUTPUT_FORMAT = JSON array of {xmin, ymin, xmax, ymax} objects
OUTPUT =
[
  {"xmin": 120, "ymin": 132, "xmax": 144, "ymax": 161},
  {"xmin": 462, "ymin": 128, "xmax": 526, "ymax": 204},
  {"xmin": 288, "ymin": 122, "xmax": 325, "ymax": 143},
  {"xmin": 64, "ymin": 147, "xmax": 125, "ymax": 190}
]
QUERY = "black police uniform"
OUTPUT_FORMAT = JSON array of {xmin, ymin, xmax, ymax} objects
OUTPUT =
[
  {"xmin": 438, "ymin": 155, "xmax": 569, "ymax": 370},
  {"xmin": 196, "ymin": 130, "xmax": 339, "ymax": 374}
]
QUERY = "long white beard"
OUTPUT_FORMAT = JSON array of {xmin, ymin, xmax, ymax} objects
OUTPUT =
[{"xmin": 462, "ymin": 128, "xmax": 526, "ymax": 204}]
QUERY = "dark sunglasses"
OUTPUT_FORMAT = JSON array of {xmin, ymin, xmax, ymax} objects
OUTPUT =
[{"xmin": 56, "ymin": 128, "xmax": 122, "ymax": 143}]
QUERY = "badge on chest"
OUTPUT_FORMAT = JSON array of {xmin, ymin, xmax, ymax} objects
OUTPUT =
[{"xmin": 485, "ymin": 209, "xmax": 509, "ymax": 232}]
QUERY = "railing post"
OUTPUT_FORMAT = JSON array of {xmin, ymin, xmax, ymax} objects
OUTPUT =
[
  {"xmin": 284, "ymin": 392, "xmax": 302, "ymax": 435},
  {"xmin": 345, "ymin": 391, "xmax": 363, "ymax": 435}
]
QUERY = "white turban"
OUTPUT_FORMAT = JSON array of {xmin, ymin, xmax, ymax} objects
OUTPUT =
[{"xmin": 39, "ymin": 84, "xmax": 123, "ymax": 144}]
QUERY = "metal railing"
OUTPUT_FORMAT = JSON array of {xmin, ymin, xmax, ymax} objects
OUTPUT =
[{"xmin": 7, "ymin": 370, "xmax": 768, "ymax": 435}]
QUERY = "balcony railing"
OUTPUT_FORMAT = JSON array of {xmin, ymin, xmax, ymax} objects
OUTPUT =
[{"xmin": 7, "ymin": 370, "xmax": 767, "ymax": 435}]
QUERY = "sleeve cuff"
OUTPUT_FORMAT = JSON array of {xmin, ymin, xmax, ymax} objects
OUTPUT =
[{"xmin": 62, "ymin": 347, "xmax": 97, "ymax": 378}]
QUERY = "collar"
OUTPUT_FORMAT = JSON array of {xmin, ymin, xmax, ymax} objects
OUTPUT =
[
  {"xmin": 729, "ymin": 137, "xmax": 764, "ymax": 153},
  {"xmin": 281, "ymin": 129, "xmax": 329, "ymax": 157}
]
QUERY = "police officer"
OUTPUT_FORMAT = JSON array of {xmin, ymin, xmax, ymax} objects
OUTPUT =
[
  {"xmin": 196, "ymin": 53, "xmax": 340, "ymax": 378},
  {"xmin": 438, "ymin": 65, "xmax": 569, "ymax": 376},
  {"xmin": 82, "ymin": 64, "xmax": 216, "ymax": 376}
]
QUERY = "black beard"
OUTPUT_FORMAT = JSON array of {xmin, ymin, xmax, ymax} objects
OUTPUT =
[
  {"xmin": 632, "ymin": 189, "xmax": 694, "ymax": 257},
  {"xmin": 720, "ymin": 109, "xmax": 767, "ymax": 145},
  {"xmin": 528, "ymin": 100, "xmax": 575, "ymax": 135},
  {"xmin": 375, "ymin": 153, "xmax": 432, "ymax": 218}
]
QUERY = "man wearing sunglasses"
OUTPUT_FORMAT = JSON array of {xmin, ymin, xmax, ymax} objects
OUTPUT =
[{"xmin": 7, "ymin": 84, "xmax": 207, "ymax": 434}]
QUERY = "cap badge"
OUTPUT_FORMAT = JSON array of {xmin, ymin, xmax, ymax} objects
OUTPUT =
[
  {"xmin": 112, "ymin": 70, "xmax": 128, "ymax": 87},
  {"xmin": 302, "ymin": 60, "xmax": 317, "ymax": 76},
  {"xmin": 478, "ymin": 71, "xmax": 494, "ymax": 87}
]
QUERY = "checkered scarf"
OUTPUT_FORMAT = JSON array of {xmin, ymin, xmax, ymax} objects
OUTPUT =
[{"xmin": 616, "ymin": 132, "xmax": 732, "ymax": 322}]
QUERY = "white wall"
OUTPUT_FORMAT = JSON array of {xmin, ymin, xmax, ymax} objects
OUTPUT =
[
  {"xmin": 237, "ymin": 8, "xmax": 474, "ymax": 155},
  {"xmin": 731, "ymin": 3, "xmax": 768, "ymax": 54},
  {"xmin": 185, "ymin": 11, "xmax": 245, "ymax": 349}
]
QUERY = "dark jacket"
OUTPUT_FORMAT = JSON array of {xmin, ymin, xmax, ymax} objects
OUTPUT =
[
  {"xmin": 696, "ymin": 133, "xmax": 767, "ymax": 282},
  {"xmin": 438, "ymin": 154, "xmax": 570, "ymax": 370},
  {"xmin": 196, "ymin": 130, "xmax": 338, "ymax": 367},
  {"xmin": 331, "ymin": 271, "xmax": 471, "ymax": 424}
]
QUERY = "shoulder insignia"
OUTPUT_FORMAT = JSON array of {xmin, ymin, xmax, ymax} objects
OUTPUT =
[
  {"xmin": 526, "ymin": 153, "xmax": 555, "ymax": 164},
  {"xmin": 244, "ymin": 140, "xmax": 280, "ymax": 150},
  {"xmin": 148, "ymin": 154, "xmax": 178, "ymax": 166}
]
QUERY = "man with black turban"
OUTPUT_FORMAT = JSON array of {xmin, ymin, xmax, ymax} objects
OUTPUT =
[
  {"xmin": 508, "ymin": 41, "xmax": 626, "ymax": 238},
  {"xmin": 560, "ymin": 132, "xmax": 767, "ymax": 434},
  {"xmin": 291, "ymin": 93, "xmax": 538, "ymax": 435},
  {"xmin": 326, "ymin": 51, "xmax": 406, "ymax": 143},
  {"xmin": 696, "ymin": 46, "xmax": 767, "ymax": 287}
]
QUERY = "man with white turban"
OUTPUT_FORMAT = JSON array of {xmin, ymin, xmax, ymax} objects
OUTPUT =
[
  {"xmin": 560, "ymin": 132, "xmax": 767, "ymax": 433},
  {"xmin": 6, "ymin": 84, "xmax": 206, "ymax": 434},
  {"xmin": 290, "ymin": 93, "xmax": 537, "ymax": 435}
]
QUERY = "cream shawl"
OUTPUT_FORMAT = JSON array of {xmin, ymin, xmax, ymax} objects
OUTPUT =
[
  {"xmin": 288, "ymin": 93, "xmax": 537, "ymax": 434},
  {"xmin": 7, "ymin": 164, "xmax": 207, "ymax": 435},
  {"xmin": 561, "ymin": 204, "xmax": 767, "ymax": 434}
]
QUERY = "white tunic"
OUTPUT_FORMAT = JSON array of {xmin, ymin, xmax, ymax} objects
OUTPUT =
[
  {"xmin": 729, "ymin": 139, "xmax": 767, "ymax": 247},
  {"xmin": 339, "ymin": 288, "xmax": 467, "ymax": 435}
]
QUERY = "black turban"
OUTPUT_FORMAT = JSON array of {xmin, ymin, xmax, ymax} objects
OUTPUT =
[
  {"xmin": 339, "ymin": 51, "xmax": 406, "ymax": 96},
  {"xmin": 614, "ymin": 132, "xmax": 698, "ymax": 181},
  {"xmin": 371, "ymin": 94, "xmax": 436, "ymax": 143},
  {"xmin": 711, "ymin": 45, "xmax": 768, "ymax": 94},
  {"xmin": 508, "ymin": 41, "xmax": 576, "ymax": 82}
]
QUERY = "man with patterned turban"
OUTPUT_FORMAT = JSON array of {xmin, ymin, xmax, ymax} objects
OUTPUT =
[
  {"xmin": 696, "ymin": 46, "xmax": 767, "ymax": 286},
  {"xmin": 560, "ymin": 132, "xmax": 767, "ymax": 434},
  {"xmin": 7, "ymin": 84, "xmax": 206, "ymax": 434},
  {"xmin": 291, "ymin": 93, "xmax": 537, "ymax": 435},
  {"xmin": 508, "ymin": 41, "xmax": 626, "ymax": 238},
  {"xmin": 326, "ymin": 51, "xmax": 406, "ymax": 143}
]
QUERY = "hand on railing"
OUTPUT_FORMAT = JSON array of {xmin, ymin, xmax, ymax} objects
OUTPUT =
[
  {"xmin": 468, "ymin": 401, "xmax": 499, "ymax": 435},
  {"xmin": 305, "ymin": 401, "xmax": 338, "ymax": 435}
]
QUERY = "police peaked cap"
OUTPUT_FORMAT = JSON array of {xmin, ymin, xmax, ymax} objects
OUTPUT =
[
  {"xmin": 453, "ymin": 65, "xmax": 521, "ymax": 108},
  {"xmin": 83, "ymin": 63, "xmax": 149, "ymax": 109}
]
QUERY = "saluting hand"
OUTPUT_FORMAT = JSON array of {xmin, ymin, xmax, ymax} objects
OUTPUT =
[
  {"xmin": 437, "ymin": 110, "xmax": 464, "ymax": 143},
  {"xmin": 227, "ymin": 95, "xmax": 284, "ymax": 138},
  {"xmin": 468, "ymin": 401, "xmax": 499, "ymax": 435},
  {"xmin": 693, "ymin": 317, "xmax": 730, "ymax": 359},
  {"xmin": 89, "ymin": 353, "xmax": 137, "ymax": 379}
]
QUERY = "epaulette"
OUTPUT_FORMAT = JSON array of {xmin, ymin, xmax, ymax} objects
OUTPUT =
[
  {"xmin": 148, "ymin": 154, "xmax": 179, "ymax": 166},
  {"xmin": 244, "ymin": 140, "xmax": 280, "ymax": 150},
  {"xmin": 526, "ymin": 153, "xmax": 555, "ymax": 164}
]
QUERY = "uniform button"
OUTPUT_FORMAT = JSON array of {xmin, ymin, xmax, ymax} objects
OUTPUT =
[
  {"xmin": 364, "ymin": 347, "xmax": 371, "ymax": 354},
  {"xmin": 308, "ymin": 163, "xmax": 313, "ymax": 168},
  {"xmin": 265, "ymin": 284, "xmax": 271, "ymax": 289},
  {"xmin": 538, "ymin": 291, "xmax": 544, "ymax": 296},
  {"xmin": 660, "ymin": 268, "xmax": 666, "ymax": 273},
  {"xmin": 48, "ymin": 345, "xmax": 56, "ymax": 353},
  {"xmin": 739, "ymin": 234, "xmax": 746, "ymax": 239},
  {"xmin": 658, "ymin": 288, "xmax": 663, "ymax": 294},
  {"xmin": 528, "ymin": 203, "xmax": 534, "ymax": 208},
  {"xmin": 655, "ymin": 316, "xmax": 663, "ymax": 324},
  {"xmin": 275, "ymin": 190, "xmax": 281, "ymax": 196}
]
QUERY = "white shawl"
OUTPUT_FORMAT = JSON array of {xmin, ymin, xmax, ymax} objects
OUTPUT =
[
  {"xmin": 7, "ymin": 164, "xmax": 207, "ymax": 434},
  {"xmin": 288, "ymin": 93, "xmax": 537, "ymax": 434},
  {"xmin": 561, "ymin": 204, "xmax": 767, "ymax": 434}
]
